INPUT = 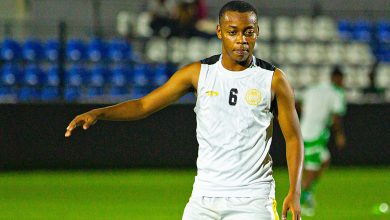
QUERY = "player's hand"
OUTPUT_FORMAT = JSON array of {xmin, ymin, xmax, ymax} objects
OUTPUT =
[
  {"xmin": 282, "ymin": 192, "xmax": 301, "ymax": 220},
  {"xmin": 65, "ymin": 111, "xmax": 99, "ymax": 137},
  {"xmin": 335, "ymin": 133, "xmax": 346, "ymax": 150}
]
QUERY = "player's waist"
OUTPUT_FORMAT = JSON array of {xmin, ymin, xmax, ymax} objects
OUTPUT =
[{"xmin": 191, "ymin": 178, "xmax": 275, "ymax": 198}]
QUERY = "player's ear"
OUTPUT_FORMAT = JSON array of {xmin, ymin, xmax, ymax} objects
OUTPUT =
[
  {"xmin": 216, "ymin": 24, "xmax": 222, "ymax": 39},
  {"xmin": 256, "ymin": 25, "xmax": 259, "ymax": 38}
]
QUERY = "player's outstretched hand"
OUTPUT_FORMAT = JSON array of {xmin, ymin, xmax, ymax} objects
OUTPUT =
[
  {"xmin": 282, "ymin": 192, "xmax": 301, "ymax": 220},
  {"xmin": 65, "ymin": 111, "xmax": 98, "ymax": 137}
]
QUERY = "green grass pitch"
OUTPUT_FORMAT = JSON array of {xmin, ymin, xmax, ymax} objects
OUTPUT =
[{"xmin": 0, "ymin": 167, "xmax": 389, "ymax": 219}]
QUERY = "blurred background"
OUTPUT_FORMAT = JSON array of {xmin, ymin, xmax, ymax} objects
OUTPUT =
[{"xmin": 0, "ymin": 0, "xmax": 389, "ymax": 219}]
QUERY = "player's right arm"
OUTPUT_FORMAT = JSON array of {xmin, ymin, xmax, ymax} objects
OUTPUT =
[
  {"xmin": 272, "ymin": 68, "xmax": 303, "ymax": 220},
  {"xmin": 65, "ymin": 62, "xmax": 200, "ymax": 137}
]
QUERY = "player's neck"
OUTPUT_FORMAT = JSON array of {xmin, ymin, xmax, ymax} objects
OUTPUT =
[{"xmin": 221, "ymin": 54, "xmax": 253, "ymax": 71}]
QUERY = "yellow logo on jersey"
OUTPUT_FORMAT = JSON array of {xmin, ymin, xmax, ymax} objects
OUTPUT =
[
  {"xmin": 245, "ymin": 89, "xmax": 262, "ymax": 106},
  {"xmin": 206, "ymin": 91, "xmax": 219, "ymax": 96}
]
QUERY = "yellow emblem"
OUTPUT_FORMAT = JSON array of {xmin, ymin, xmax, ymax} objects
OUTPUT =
[
  {"xmin": 206, "ymin": 91, "xmax": 219, "ymax": 96},
  {"xmin": 245, "ymin": 89, "xmax": 262, "ymax": 106}
]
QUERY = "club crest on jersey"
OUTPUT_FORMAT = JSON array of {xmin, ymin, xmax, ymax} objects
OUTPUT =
[
  {"xmin": 245, "ymin": 89, "xmax": 262, "ymax": 106},
  {"xmin": 206, "ymin": 91, "xmax": 219, "ymax": 96}
]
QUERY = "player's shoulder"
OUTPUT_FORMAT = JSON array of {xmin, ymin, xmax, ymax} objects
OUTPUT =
[
  {"xmin": 200, "ymin": 54, "xmax": 220, "ymax": 65},
  {"xmin": 254, "ymin": 57, "xmax": 276, "ymax": 72},
  {"xmin": 180, "ymin": 61, "xmax": 201, "ymax": 71},
  {"xmin": 174, "ymin": 61, "xmax": 202, "ymax": 89},
  {"xmin": 270, "ymin": 67, "xmax": 293, "ymax": 99}
]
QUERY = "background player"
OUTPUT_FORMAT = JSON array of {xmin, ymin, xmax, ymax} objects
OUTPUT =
[
  {"xmin": 299, "ymin": 66, "xmax": 347, "ymax": 216},
  {"xmin": 65, "ymin": 1, "xmax": 303, "ymax": 219}
]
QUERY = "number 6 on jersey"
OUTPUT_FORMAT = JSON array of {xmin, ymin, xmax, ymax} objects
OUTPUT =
[{"xmin": 229, "ymin": 88, "xmax": 238, "ymax": 106}]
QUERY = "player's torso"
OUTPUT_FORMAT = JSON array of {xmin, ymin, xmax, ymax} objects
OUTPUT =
[
  {"xmin": 195, "ymin": 57, "xmax": 273, "ymax": 149},
  {"xmin": 301, "ymin": 83, "xmax": 339, "ymax": 140},
  {"xmin": 192, "ymin": 54, "xmax": 276, "ymax": 197}
]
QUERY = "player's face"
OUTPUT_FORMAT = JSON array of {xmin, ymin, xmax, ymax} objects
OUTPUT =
[
  {"xmin": 332, "ymin": 75, "xmax": 344, "ymax": 87},
  {"xmin": 217, "ymin": 11, "xmax": 259, "ymax": 63}
]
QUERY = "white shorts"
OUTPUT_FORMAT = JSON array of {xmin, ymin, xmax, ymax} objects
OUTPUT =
[{"xmin": 182, "ymin": 196, "xmax": 279, "ymax": 220}]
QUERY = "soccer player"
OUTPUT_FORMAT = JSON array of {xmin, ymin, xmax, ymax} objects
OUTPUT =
[
  {"xmin": 65, "ymin": 1, "xmax": 303, "ymax": 219},
  {"xmin": 299, "ymin": 67, "xmax": 347, "ymax": 216}
]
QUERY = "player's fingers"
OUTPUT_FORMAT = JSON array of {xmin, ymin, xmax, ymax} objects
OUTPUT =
[
  {"xmin": 83, "ymin": 120, "xmax": 91, "ymax": 130},
  {"xmin": 65, "ymin": 122, "xmax": 76, "ymax": 137},
  {"xmin": 64, "ymin": 130, "xmax": 70, "ymax": 137},
  {"xmin": 291, "ymin": 207, "xmax": 301, "ymax": 220},
  {"xmin": 282, "ymin": 202, "xmax": 288, "ymax": 220},
  {"xmin": 82, "ymin": 116, "xmax": 96, "ymax": 130},
  {"xmin": 296, "ymin": 212, "xmax": 301, "ymax": 220},
  {"xmin": 291, "ymin": 209, "xmax": 297, "ymax": 220},
  {"xmin": 65, "ymin": 117, "xmax": 83, "ymax": 137}
]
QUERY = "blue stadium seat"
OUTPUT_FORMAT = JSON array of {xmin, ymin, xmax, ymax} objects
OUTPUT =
[
  {"xmin": 132, "ymin": 64, "xmax": 149, "ymax": 87},
  {"xmin": 0, "ymin": 39, "xmax": 21, "ymax": 61},
  {"xmin": 109, "ymin": 65, "xmax": 128, "ymax": 87},
  {"xmin": 0, "ymin": 63, "xmax": 21, "ymax": 86},
  {"xmin": 108, "ymin": 86, "xmax": 128, "ymax": 96},
  {"xmin": 88, "ymin": 65, "xmax": 106, "ymax": 87},
  {"xmin": 22, "ymin": 64, "xmax": 44, "ymax": 86},
  {"xmin": 353, "ymin": 20, "xmax": 372, "ymax": 42},
  {"xmin": 41, "ymin": 86, "xmax": 60, "ymax": 102},
  {"xmin": 45, "ymin": 39, "xmax": 60, "ymax": 61},
  {"xmin": 151, "ymin": 64, "xmax": 168, "ymax": 87},
  {"xmin": 86, "ymin": 86, "xmax": 104, "ymax": 97},
  {"xmin": 165, "ymin": 64, "xmax": 177, "ymax": 78},
  {"xmin": 66, "ymin": 64, "xmax": 87, "ymax": 87},
  {"xmin": 383, "ymin": 45, "xmax": 390, "ymax": 62},
  {"xmin": 337, "ymin": 20, "xmax": 353, "ymax": 40},
  {"xmin": 377, "ymin": 20, "xmax": 390, "ymax": 43},
  {"xmin": 131, "ymin": 87, "xmax": 149, "ymax": 99},
  {"xmin": 0, "ymin": 64, "xmax": 20, "ymax": 102},
  {"xmin": 87, "ymin": 37, "xmax": 107, "ymax": 62},
  {"xmin": 374, "ymin": 46, "xmax": 385, "ymax": 61},
  {"xmin": 108, "ymin": 38, "xmax": 132, "ymax": 62},
  {"xmin": 374, "ymin": 41, "xmax": 390, "ymax": 61},
  {"xmin": 22, "ymin": 38, "xmax": 44, "ymax": 61},
  {"xmin": 64, "ymin": 86, "xmax": 81, "ymax": 102},
  {"xmin": 0, "ymin": 86, "xmax": 16, "ymax": 96},
  {"xmin": 18, "ymin": 86, "xmax": 40, "ymax": 102},
  {"xmin": 45, "ymin": 65, "xmax": 60, "ymax": 87},
  {"xmin": 66, "ymin": 39, "xmax": 86, "ymax": 61}
]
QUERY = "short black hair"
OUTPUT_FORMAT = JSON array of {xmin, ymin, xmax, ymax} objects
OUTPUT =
[
  {"xmin": 331, "ymin": 66, "xmax": 344, "ymax": 78},
  {"xmin": 218, "ymin": 1, "xmax": 258, "ymax": 24}
]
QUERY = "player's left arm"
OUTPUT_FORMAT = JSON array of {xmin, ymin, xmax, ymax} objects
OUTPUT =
[
  {"xmin": 332, "ymin": 114, "xmax": 346, "ymax": 149},
  {"xmin": 272, "ymin": 68, "xmax": 304, "ymax": 220}
]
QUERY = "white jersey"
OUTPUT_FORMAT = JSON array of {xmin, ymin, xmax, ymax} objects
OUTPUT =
[
  {"xmin": 300, "ymin": 82, "xmax": 346, "ymax": 141},
  {"xmin": 192, "ymin": 54, "xmax": 276, "ymax": 198}
]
